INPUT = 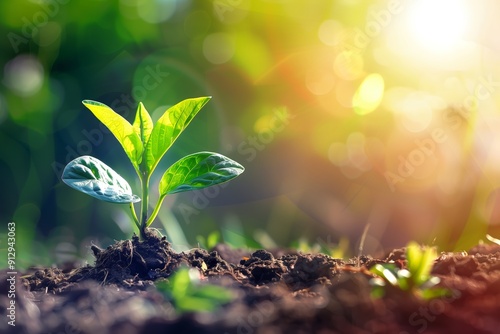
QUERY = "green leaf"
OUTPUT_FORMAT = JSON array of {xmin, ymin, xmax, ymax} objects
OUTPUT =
[
  {"xmin": 191, "ymin": 285, "xmax": 234, "ymax": 303},
  {"xmin": 145, "ymin": 97, "xmax": 211, "ymax": 173},
  {"xmin": 132, "ymin": 102, "xmax": 153, "ymax": 147},
  {"xmin": 62, "ymin": 156, "xmax": 140, "ymax": 204},
  {"xmin": 417, "ymin": 247, "xmax": 437, "ymax": 285},
  {"xmin": 169, "ymin": 267, "xmax": 191, "ymax": 301},
  {"xmin": 406, "ymin": 242, "xmax": 422, "ymax": 278},
  {"xmin": 206, "ymin": 231, "xmax": 221, "ymax": 249},
  {"xmin": 396, "ymin": 269, "xmax": 411, "ymax": 291},
  {"xmin": 370, "ymin": 264, "xmax": 398, "ymax": 286},
  {"xmin": 82, "ymin": 100, "xmax": 143, "ymax": 170},
  {"xmin": 406, "ymin": 242, "xmax": 436, "ymax": 286},
  {"xmin": 158, "ymin": 152, "xmax": 244, "ymax": 196},
  {"xmin": 156, "ymin": 267, "xmax": 234, "ymax": 313},
  {"xmin": 421, "ymin": 287, "xmax": 451, "ymax": 300},
  {"xmin": 175, "ymin": 296, "xmax": 220, "ymax": 313}
]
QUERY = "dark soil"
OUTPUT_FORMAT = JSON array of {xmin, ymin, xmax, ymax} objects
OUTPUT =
[{"xmin": 2, "ymin": 234, "xmax": 500, "ymax": 334}]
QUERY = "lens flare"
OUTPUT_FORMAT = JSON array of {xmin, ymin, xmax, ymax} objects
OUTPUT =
[{"xmin": 408, "ymin": 0, "xmax": 468, "ymax": 52}]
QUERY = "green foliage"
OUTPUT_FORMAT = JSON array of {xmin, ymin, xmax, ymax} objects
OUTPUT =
[
  {"xmin": 196, "ymin": 230, "xmax": 221, "ymax": 249},
  {"xmin": 146, "ymin": 97, "xmax": 211, "ymax": 174},
  {"xmin": 159, "ymin": 152, "xmax": 244, "ymax": 196},
  {"xmin": 156, "ymin": 266, "xmax": 234, "ymax": 313},
  {"xmin": 370, "ymin": 242, "xmax": 450, "ymax": 300},
  {"xmin": 82, "ymin": 100, "xmax": 143, "ymax": 171},
  {"xmin": 62, "ymin": 156, "xmax": 140, "ymax": 204},
  {"xmin": 62, "ymin": 97, "xmax": 244, "ymax": 239},
  {"xmin": 291, "ymin": 237, "xmax": 349, "ymax": 259}
]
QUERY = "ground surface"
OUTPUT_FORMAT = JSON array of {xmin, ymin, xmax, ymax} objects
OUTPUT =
[{"xmin": 1, "ymin": 234, "xmax": 500, "ymax": 334}]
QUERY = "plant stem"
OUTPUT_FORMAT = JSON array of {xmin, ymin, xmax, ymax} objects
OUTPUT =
[
  {"xmin": 129, "ymin": 203, "xmax": 140, "ymax": 230},
  {"xmin": 140, "ymin": 173, "xmax": 150, "ymax": 240},
  {"xmin": 146, "ymin": 195, "xmax": 166, "ymax": 227}
]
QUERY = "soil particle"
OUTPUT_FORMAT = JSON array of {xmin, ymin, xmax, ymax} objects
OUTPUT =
[
  {"xmin": 7, "ymin": 235, "xmax": 500, "ymax": 334},
  {"xmin": 238, "ymin": 250, "xmax": 285, "ymax": 285},
  {"xmin": 283, "ymin": 253, "xmax": 340, "ymax": 291},
  {"xmin": 186, "ymin": 248, "xmax": 233, "ymax": 276},
  {"xmin": 90, "ymin": 234, "xmax": 182, "ymax": 283},
  {"xmin": 23, "ymin": 234, "xmax": 185, "ymax": 292}
]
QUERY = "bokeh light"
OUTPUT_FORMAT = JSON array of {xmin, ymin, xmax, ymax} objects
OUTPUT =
[
  {"xmin": 353, "ymin": 73, "xmax": 384, "ymax": 115},
  {"xmin": 136, "ymin": 0, "xmax": 178, "ymax": 23},
  {"xmin": 3, "ymin": 55, "xmax": 44, "ymax": 97},
  {"xmin": 203, "ymin": 32, "xmax": 235, "ymax": 64},
  {"xmin": 318, "ymin": 19, "xmax": 343, "ymax": 47}
]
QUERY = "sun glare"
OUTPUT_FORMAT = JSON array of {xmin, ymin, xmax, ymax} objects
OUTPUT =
[{"xmin": 408, "ymin": 0, "xmax": 468, "ymax": 52}]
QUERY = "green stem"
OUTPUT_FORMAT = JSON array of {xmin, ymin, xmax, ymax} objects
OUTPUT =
[
  {"xmin": 145, "ymin": 195, "xmax": 166, "ymax": 227},
  {"xmin": 129, "ymin": 203, "xmax": 140, "ymax": 230},
  {"xmin": 140, "ymin": 173, "xmax": 150, "ymax": 240}
]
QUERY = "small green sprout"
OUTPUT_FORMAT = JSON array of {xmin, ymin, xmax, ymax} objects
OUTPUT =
[
  {"xmin": 156, "ymin": 266, "xmax": 234, "ymax": 313},
  {"xmin": 62, "ymin": 97, "xmax": 244, "ymax": 240},
  {"xmin": 292, "ymin": 237, "xmax": 349, "ymax": 259},
  {"xmin": 370, "ymin": 242, "xmax": 449, "ymax": 300},
  {"xmin": 196, "ymin": 230, "xmax": 221, "ymax": 249}
]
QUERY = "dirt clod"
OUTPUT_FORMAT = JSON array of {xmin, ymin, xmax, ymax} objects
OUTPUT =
[{"xmin": 4, "ymin": 237, "xmax": 500, "ymax": 334}]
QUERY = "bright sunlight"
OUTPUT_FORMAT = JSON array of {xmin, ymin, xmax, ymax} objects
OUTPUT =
[{"xmin": 408, "ymin": 0, "xmax": 469, "ymax": 52}]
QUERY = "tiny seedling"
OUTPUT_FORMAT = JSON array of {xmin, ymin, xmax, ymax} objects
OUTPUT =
[
  {"xmin": 156, "ymin": 266, "xmax": 234, "ymax": 313},
  {"xmin": 62, "ymin": 97, "xmax": 244, "ymax": 239},
  {"xmin": 370, "ymin": 242, "xmax": 450, "ymax": 300},
  {"xmin": 292, "ymin": 237, "xmax": 349, "ymax": 259},
  {"xmin": 196, "ymin": 230, "xmax": 221, "ymax": 249}
]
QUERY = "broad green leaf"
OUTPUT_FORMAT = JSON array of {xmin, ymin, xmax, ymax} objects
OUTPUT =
[
  {"xmin": 146, "ymin": 97, "xmax": 211, "ymax": 173},
  {"xmin": 159, "ymin": 152, "xmax": 244, "ymax": 196},
  {"xmin": 132, "ymin": 102, "xmax": 153, "ymax": 146},
  {"xmin": 82, "ymin": 100, "xmax": 143, "ymax": 170},
  {"xmin": 62, "ymin": 156, "xmax": 140, "ymax": 204}
]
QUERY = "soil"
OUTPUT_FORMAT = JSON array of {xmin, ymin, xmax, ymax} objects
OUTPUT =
[{"xmin": 2, "ymin": 232, "xmax": 500, "ymax": 334}]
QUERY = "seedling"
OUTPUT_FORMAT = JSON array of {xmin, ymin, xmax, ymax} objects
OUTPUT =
[
  {"xmin": 196, "ymin": 230, "xmax": 221, "ymax": 249},
  {"xmin": 370, "ymin": 242, "xmax": 450, "ymax": 300},
  {"xmin": 292, "ymin": 237, "xmax": 349, "ymax": 259},
  {"xmin": 62, "ymin": 97, "xmax": 244, "ymax": 239},
  {"xmin": 156, "ymin": 266, "xmax": 234, "ymax": 313}
]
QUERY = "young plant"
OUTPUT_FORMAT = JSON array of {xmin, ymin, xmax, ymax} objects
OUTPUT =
[
  {"xmin": 62, "ymin": 97, "xmax": 244, "ymax": 240},
  {"xmin": 292, "ymin": 237, "xmax": 349, "ymax": 259},
  {"xmin": 156, "ymin": 266, "xmax": 234, "ymax": 313},
  {"xmin": 370, "ymin": 242, "xmax": 450, "ymax": 300},
  {"xmin": 196, "ymin": 230, "xmax": 221, "ymax": 250}
]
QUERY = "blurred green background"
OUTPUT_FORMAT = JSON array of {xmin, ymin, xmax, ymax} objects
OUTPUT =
[{"xmin": 2, "ymin": 0, "xmax": 500, "ymax": 268}]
